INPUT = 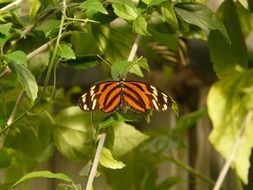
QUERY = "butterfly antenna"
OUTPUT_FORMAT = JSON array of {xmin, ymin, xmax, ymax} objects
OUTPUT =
[{"xmin": 97, "ymin": 54, "xmax": 111, "ymax": 68}]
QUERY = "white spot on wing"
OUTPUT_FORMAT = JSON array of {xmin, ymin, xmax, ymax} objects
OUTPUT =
[
  {"xmin": 152, "ymin": 93, "xmax": 158, "ymax": 101},
  {"xmin": 163, "ymin": 104, "xmax": 168, "ymax": 110},
  {"xmin": 91, "ymin": 93, "xmax": 96, "ymax": 101},
  {"xmin": 92, "ymin": 99, "xmax": 97, "ymax": 110},
  {"xmin": 83, "ymin": 104, "xmax": 88, "ymax": 110},
  {"xmin": 152, "ymin": 99, "xmax": 159, "ymax": 110},
  {"xmin": 90, "ymin": 86, "xmax": 96, "ymax": 95},
  {"xmin": 82, "ymin": 94, "xmax": 86, "ymax": 102},
  {"xmin": 151, "ymin": 85, "xmax": 158, "ymax": 96}
]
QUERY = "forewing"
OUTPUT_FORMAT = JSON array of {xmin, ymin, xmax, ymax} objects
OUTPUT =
[
  {"xmin": 124, "ymin": 82, "xmax": 172, "ymax": 112},
  {"xmin": 79, "ymin": 81, "xmax": 121, "ymax": 113}
]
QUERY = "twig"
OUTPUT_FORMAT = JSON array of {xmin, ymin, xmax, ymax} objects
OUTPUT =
[
  {"xmin": 6, "ymin": 91, "xmax": 25, "ymax": 126},
  {"xmin": 86, "ymin": 133, "xmax": 106, "ymax": 190},
  {"xmin": 0, "ymin": 0, "xmax": 23, "ymax": 11},
  {"xmin": 27, "ymin": 31, "xmax": 72, "ymax": 61},
  {"xmin": 0, "ymin": 66, "xmax": 11, "ymax": 79},
  {"xmin": 27, "ymin": 40, "xmax": 53, "ymax": 61},
  {"xmin": 213, "ymin": 110, "xmax": 253, "ymax": 190},
  {"xmin": 127, "ymin": 35, "xmax": 141, "ymax": 62}
]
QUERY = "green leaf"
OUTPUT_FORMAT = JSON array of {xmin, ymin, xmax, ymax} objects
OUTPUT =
[
  {"xmin": 160, "ymin": 2, "xmax": 178, "ymax": 30},
  {"xmin": 36, "ymin": 19, "xmax": 60, "ymax": 38},
  {"xmin": 174, "ymin": 2, "xmax": 229, "ymax": 41},
  {"xmin": 112, "ymin": 122, "xmax": 149, "ymax": 157},
  {"xmin": 236, "ymin": 2, "xmax": 252, "ymax": 37},
  {"xmin": 99, "ymin": 148, "xmax": 125, "ymax": 169},
  {"xmin": 57, "ymin": 42, "xmax": 76, "ymax": 60},
  {"xmin": 109, "ymin": 0, "xmax": 138, "ymax": 20},
  {"xmin": 29, "ymin": 0, "xmax": 41, "ymax": 20},
  {"xmin": 80, "ymin": 0, "xmax": 108, "ymax": 15},
  {"xmin": 111, "ymin": 60, "xmax": 132, "ymax": 80},
  {"xmin": 208, "ymin": 0, "xmax": 247, "ymax": 78},
  {"xmin": 207, "ymin": 70, "xmax": 253, "ymax": 183},
  {"xmin": 53, "ymin": 106, "xmax": 95, "ymax": 160},
  {"xmin": 141, "ymin": 0, "xmax": 167, "ymax": 7},
  {"xmin": 0, "ymin": 23, "xmax": 12, "ymax": 47},
  {"xmin": 132, "ymin": 15, "xmax": 150, "ymax": 36},
  {"xmin": 111, "ymin": 58, "xmax": 149, "ymax": 80},
  {"xmin": 0, "ymin": 23, "xmax": 12, "ymax": 36},
  {"xmin": 5, "ymin": 51, "xmax": 27, "ymax": 66},
  {"xmin": 8, "ymin": 62, "xmax": 38, "ymax": 102},
  {"xmin": 12, "ymin": 171, "xmax": 73, "ymax": 187}
]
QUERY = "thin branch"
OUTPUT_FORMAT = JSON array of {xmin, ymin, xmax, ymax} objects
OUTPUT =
[
  {"xmin": 213, "ymin": 110, "xmax": 253, "ymax": 190},
  {"xmin": 127, "ymin": 35, "xmax": 141, "ymax": 62},
  {"xmin": 86, "ymin": 133, "xmax": 106, "ymax": 190},
  {"xmin": 6, "ymin": 91, "xmax": 25, "ymax": 126},
  {"xmin": 27, "ymin": 31, "xmax": 72, "ymax": 61},
  {"xmin": 0, "ymin": 0, "xmax": 23, "ymax": 11},
  {"xmin": 27, "ymin": 40, "xmax": 53, "ymax": 61},
  {"xmin": 0, "ymin": 66, "xmax": 11, "ymax": 79}
]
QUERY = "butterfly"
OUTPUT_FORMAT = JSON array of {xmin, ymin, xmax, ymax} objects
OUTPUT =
[{"xmin": 78, "ymin": 78, "xmax": 172, "ymax": 113}]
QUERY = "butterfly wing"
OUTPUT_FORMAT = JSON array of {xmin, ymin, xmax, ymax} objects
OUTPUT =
[
  {"xmin": 79, "ymin": 81, "xmax": 122, "ymax": 113},
  {"xmin": 123, "ymin": 81, "xmax": 172, "ymax": 112}
]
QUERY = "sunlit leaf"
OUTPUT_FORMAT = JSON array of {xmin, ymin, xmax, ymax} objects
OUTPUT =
[
  {"xmin": 100, "ymin": 148, "xmax": 125, "ymax": 169},
  {"xmin": 161, "ymin": 2, "xmax": 178, "ymax": 30},
  {"xmin": 208, "ymin": 0, "xmax": 247, "ymax": 78},
  {"xmin": 0, "ymin": 23, "xmax": 12, "ymax": 35},
  {"xmin": 12, "ymin": 171, "xmax": 73, "ymax": 187},
  {"xmin": 0, "ymin": 23, "xmax": 12, "ymax": 46},
  {"xmin": 109, "ymin": 0, "xmax": 138, "ymax": 20},
  {"xmin": 8, "ymin": 62, "xmax": 38, "ymax": 102},
  {"xmin": 5, "ymin": 51, "xmax": 27, "ymax": 66},
  {"xmin": 29, "ymin": 0, "xmax": 41, "ymax": 20},
  {"xmin": 132, "ymin": 15, "xmax": 150, "ymax": 36},
  {"xmin": 141, "ymin": 0, "xmax": 167, "ymax": 7},
  {"xmin": 112, "ymin": 122, "xmax": 149, "ymax": 156},
  {"xmin": 207, "ymin": 70, "xmax": 253, "ymax": 183},
  {"xmin": 57, "ymin": 42, "xmax": 76, "ymax": 60},
  {"xmin": 80, "ymin": 0, "xmax": 108, "ymax": 15}
]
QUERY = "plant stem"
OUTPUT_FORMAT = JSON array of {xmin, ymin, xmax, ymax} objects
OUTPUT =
[
  {"xmin": 0, "ymin": 66, "xmax": 11, "ymax": 79},
  {"xmin": 0, "ymin": 0, "xmax": 67, "ymax": 135},
  {"xmin": 165, "ymin": 154, "xmax": 216, "ymax": 188},
  {"xmin": 7, "ymin": 91, "xmax": 25, "ymax": 125},
  {"xmin": 127, "ymin": 35, "xmax": 141, "ymax": 62},
  {"xmin": 0, "ymin": 0, "xmax": 23, "ymax": 11},
  {"xmin": 86, "ymin": 133, "xmax": 106, "ymax": 190},
  {"xmin": 213, "ymin": 110, "xmax": 253, "ymax": 190}
]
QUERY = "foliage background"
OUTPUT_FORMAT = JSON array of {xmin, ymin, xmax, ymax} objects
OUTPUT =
[{"xmin": 0, "ymin": 0, "xmax": 253, "ymax": 189}]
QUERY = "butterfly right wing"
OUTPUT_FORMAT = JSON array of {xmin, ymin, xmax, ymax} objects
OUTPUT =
[{"xmin": 79, "ymin": 81, "xmax": 122, "ymax": 113}]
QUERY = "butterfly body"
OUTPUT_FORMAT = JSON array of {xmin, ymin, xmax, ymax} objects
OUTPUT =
[{"xmin": 79, "ymin": 79, "xmax": 172, "ymax": 113}]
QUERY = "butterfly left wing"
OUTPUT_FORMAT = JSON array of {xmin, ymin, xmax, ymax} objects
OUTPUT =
[
  {"xmin": 79, "ymin": 81, "xmax": 122, "ymax": 113},
  {"xmin": 123, "ymin": 81, "xmax": 172, "ymax": 112}
]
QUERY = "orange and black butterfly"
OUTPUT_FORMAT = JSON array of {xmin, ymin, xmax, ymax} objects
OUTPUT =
[{"xmin": 78, "ymin": 78, "xmax": 172, "ymax": 113}]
